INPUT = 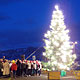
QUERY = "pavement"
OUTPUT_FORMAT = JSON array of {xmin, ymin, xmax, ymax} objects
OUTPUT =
[
  {"xmin": 61, "ymin": 76, "xmax": 77, "ymax": 80},
  {"xmin": 0, "ymin": 75, "xmax": 77, "ymax": 80},
  {"xmin": 0, "ymin": 75, "xmax": 47, "ymax": 80}
]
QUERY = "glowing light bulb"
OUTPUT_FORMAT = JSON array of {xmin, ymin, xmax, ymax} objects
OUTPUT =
[
  {"xmin": 59, "ymin": 64, "xmax": 67, "ymax": 69},
  {"xmin": 48, "ymin": 61, "xmax": 50, "ymax": 65},
  {"xmin": 55, "ymin": 5, "xmax": 59, "ymax": 10},
  {"xmin": 43, "ymin": 52, "xmax": 46, "ymax": 56},
  {"xmin": 73, "ymin": 54, "xmax": 76, "ymax": 58},
  {"xmin": 44, "ymin": 33, "xmax": 47, "ymax": 37},
  {"xmin": 52, "ymin": 68, "xmax": 55, "ymax": 70},
  {"xmin": 75, "ymin": 41, "xmax": 77, "ymax": 44},
  {"xmin": 67, "ymin": 67, "xmax": 70, "ymax": 70},
  {"xmin": 53, "ymin": 61, "xmax": 57, "ymax": 64},
  {"xmin": 66, "ymin": 29, "xmax": 69, "ymax": 33},
  {"xmin": 56, "ymin": 53, "xmax": 60, "ymax": 55}
]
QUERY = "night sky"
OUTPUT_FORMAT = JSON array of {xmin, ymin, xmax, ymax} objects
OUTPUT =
[{"xmin": 0, "ymin": 0, "xmax": 80, "ymax": 50}]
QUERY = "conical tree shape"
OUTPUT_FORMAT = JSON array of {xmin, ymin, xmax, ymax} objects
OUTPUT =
[{"xmin": 43, "ymin": 5, "xmax": 76, "ymax": 71}]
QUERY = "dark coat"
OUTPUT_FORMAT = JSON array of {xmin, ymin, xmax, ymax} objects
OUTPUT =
[{"xmin": 0, "ymin": 61, "xmax": 3, "ymax": 69}]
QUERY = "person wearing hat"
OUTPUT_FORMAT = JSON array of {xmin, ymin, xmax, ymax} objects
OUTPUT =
[{"xmin": 11, "ymin": 60, "xmax": 17, "ymax": 78}]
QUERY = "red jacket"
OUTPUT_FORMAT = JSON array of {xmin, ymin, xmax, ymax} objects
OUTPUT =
[{"xmin": 11, "ymin": 63, "xmax": 17, "ymax": 71}]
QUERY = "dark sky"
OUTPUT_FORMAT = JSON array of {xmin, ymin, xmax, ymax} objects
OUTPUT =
[{"xmin": 0, "ymin": 0, "xmax": 80, "ymax": 50}]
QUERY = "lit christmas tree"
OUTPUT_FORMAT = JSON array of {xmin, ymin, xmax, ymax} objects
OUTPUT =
[{"xmin": 43, "ymin": 5, "xmax": 76, "ymax": 71}]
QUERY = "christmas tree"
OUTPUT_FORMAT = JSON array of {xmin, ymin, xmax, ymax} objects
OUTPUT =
[{"xmin": 43, "ymin": 5, "xmax": 76, "ymax": 71}]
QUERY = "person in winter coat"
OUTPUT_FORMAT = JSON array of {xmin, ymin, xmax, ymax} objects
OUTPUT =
[
  {"xmin": 21, "ymin": 60, "xmax": 27, "ymax": 76},
  {"xmin": 0, "ymin": 59, "xmax": 3, "ymax": 77},
  {"xmin": 3, "ymin": 60, "xmax": 10, "ymax": 77},
  {"xmin": 11, "ymin": 60, "xmax": 17, "ymax": 78},
  {"xmin": 37, "ymin": 62, "xmax": 42, "ymax": 76},
  {"xmin": 27, "ymin": 61, "xmax": 31, "ymax": 76},
  {"xmin": 25, "ymin": 60, "xmax": 28, "ymax": 76},
  {"xmin": 16, "ymin": 59, "xmax": 21, "ymax": 76}
]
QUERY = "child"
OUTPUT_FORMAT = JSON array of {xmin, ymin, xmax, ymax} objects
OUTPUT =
[{"xmin": 11, "ymin": 60, "xmax": 17, "ymax": 78}]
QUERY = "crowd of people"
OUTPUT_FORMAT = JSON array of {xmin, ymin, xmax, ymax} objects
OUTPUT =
[{"xmin": 0, "ymin": 56, "xmax": 42, "ymax": 78}]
